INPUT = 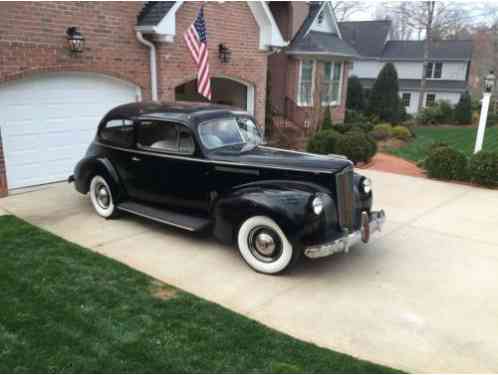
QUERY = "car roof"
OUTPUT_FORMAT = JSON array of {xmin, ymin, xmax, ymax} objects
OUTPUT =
[{"xmin": 101, "ymin": 101, "xmax": 251, "ymax": 128}]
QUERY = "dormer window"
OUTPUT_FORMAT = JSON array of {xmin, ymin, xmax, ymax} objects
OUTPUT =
[{"xmin": 317, "ymin": 11, "xmax": 324, "ymax": 25}]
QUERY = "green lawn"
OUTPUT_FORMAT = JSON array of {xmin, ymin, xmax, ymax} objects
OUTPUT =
[
  {"xmin": 388, "ymin": 126, "xmax": 498, "ymax": 162},
  {"xmin": 0, "ymin": 215, "xmax": 400, "ymax": 373}
]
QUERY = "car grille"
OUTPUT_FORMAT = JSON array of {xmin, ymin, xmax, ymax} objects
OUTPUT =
[{"xmin": 335, "ymin": 167, "xmax": 354, "ymax": 231}]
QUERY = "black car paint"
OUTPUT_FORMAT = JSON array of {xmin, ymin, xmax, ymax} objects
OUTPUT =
[{"xmin": 73, "ymin": 102, "xmax": 373, "ymax": 248}]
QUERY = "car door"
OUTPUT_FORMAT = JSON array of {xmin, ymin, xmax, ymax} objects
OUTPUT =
[{"xmin": 129, "ymin": 119, "xmax": 210, "ymax": 214}]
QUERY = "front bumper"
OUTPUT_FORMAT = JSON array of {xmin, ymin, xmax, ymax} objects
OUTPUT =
[{"xmin": 304, "ymin": 210, "xmax": 386, "ymax": 259}]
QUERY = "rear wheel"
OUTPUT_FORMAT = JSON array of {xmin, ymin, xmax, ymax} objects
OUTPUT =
[
  {"xmin": 89, "ymin": 175, "xmax": 117, "ymax": 218},
  {"xmin": 237, "ymin": 216, "xmax": 296, "ymax": 274}
]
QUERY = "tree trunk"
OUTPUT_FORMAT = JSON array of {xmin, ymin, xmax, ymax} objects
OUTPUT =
[{"xmin": 417, "ymin": 1, "xmax": 435, "ymax": 114}]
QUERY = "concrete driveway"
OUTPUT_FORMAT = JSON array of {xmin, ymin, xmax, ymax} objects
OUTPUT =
[{"xmin": 1, "ymin": 170, "xmax": 497, "ymax": 373}]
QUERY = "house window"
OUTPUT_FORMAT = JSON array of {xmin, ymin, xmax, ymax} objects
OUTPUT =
[
  {"xmin": 426, "ymin": 93, "xmax": 436, "ymax": 107},
  {"xmin": 402, "ymin": 93, "xmax": 411, "ymax": 107},
  {"xmin": 317, "ymin": 11, "xmax": 324, "ymax": 25},
  {"xmin": 298, "ymin": 60, "xmax": 314, "ymax": 106},
  {"xmin": 425, "ymin": 62, "xmax": 433, "ymax": 79},
  {"xmin": 321, "ymin": 62, "xmax": 342, "ymax": 105},
  {"xmin": 434, "ymin": 62, "xmax": 443, "ymax": 78}
]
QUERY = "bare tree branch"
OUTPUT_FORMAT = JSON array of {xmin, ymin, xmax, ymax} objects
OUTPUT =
[{"xmin": 332, "ymin": 1, "xmax": 364, "ymax": 22}]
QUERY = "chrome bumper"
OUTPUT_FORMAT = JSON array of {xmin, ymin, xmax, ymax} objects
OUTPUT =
[{"xmin": 304, "ymin": 210, "xmax": 386, "ymax": 259}]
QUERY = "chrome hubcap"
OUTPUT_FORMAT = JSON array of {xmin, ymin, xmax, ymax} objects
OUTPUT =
[
  {"xmin": 95, "ymin": 184, "xmax": 110, "ymax": 209},
  {"xmin": 254, "ymin": 232, "xmax": 276, "ymax": 256}
]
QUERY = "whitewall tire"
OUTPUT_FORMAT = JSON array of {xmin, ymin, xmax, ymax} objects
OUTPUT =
[
  {"xmin": 237, "ymin": 216, "xmax": 294, "ymax": 274},
  {"xmin": 89, "ymin": 175, "xmax": 116, "ymax": 218}
]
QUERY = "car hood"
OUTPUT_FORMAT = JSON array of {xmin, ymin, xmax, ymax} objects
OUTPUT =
[{"xmin": 208, "ymin": 145, "xmax": 352, "ymax": 174}]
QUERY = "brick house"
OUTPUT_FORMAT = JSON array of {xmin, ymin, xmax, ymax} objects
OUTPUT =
[
  {"xmin": 0, "ymin": 1, "xmax": 286, "ymax": 196},
  {"xmin": 0, "ymin": 1, "xmax": 354, "ymax": 197}
]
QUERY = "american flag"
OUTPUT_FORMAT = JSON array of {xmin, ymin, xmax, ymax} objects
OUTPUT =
[{"xmin": 184, "ymin": 6, "xmax": 211, "ymax": 100}]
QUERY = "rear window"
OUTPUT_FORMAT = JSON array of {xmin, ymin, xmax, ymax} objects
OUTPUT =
[{"xmin": 99, "ymin": 119, "xmax": 134, "ymax": 147}]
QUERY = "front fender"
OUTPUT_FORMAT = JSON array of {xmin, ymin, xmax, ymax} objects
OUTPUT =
[
  {"xmin": 212, "ymin": 181, "xmax": 339, "ymax": 247},
  {"xmin": 73, "ymin": 157, "xmax": 124, "ymax": 201}
]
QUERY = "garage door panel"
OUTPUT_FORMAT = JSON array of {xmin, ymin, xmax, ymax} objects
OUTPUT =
[{"xmin": 1, "ymin": 73, "xmax": 139, "ymax": 189}]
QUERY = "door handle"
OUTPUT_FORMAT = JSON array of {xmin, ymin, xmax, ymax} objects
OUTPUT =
[{"xmin": 131, "ymin": 156, "xmax": 141, "ymax": 162}]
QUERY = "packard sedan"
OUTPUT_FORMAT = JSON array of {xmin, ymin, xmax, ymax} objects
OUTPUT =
[{"xmin": 70, "ymin": 102, "xmax": 385, "ymax": 274}]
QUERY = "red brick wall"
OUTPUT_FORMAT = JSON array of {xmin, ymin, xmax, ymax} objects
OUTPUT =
[{"xmin": 156, "ymin": 2, "xmax": 268, "ymax": 127}]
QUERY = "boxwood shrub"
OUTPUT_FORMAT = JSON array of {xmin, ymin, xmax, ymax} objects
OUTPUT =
[
  {"xmin": 391, "ymin": 126, "xmax": 411, "ymax": 141},
  {"xmin": 425, "ymin": 146, "xmax": 468, "ymax": 180},
  {"xmin": 369, "ymin": 123, "xmax": 392, "ymax": 141},
  {"xmin": 335, "ymin": 131, "xmax": 377, "ymax": 164},
  {"xmin": 306, "ymin": 130, "xmax": 342, "ymax": 155},
  {"xmin": 468, "ymin": 151, "xmax": 498, "ymax": 187}
]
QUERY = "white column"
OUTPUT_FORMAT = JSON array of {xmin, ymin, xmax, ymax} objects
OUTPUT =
[{"xmin": 474, "ymin": 92, "xmax": 492, "ymax": 154}]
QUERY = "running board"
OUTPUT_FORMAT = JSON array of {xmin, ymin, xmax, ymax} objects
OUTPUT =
[{"xmin": 117, "ymin": 201, "xmax": 211, "ymax": 232}]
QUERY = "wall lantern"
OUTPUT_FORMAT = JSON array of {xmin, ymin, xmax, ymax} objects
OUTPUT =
[
  {"xmin": 218, "ymin": 44, "xmax": 231, "ymax": 64},
  {"xmin": 484, "ymin": 70, "xmax": 496, "ymax": 93},
  {"xmin": 66, "ymin": 27, "xmax": 85, "ymax": 53}
]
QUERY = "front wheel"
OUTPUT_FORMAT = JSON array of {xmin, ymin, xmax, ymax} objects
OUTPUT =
[
  {"xmin": 237, "ymin": 216, "xmax": 297, "ymax": 274},
  {"xmin": 89, "ymin": 175, "xmax": 117, "ymax": 219}
]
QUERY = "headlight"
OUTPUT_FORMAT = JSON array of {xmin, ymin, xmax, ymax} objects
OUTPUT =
[
  {"xmin": 311, "ymin": 196, "xmax": 324, "ymax": 215},
  {"xmin": 360, "ymin": 177, "xmax": 372, "ymax": 195}
]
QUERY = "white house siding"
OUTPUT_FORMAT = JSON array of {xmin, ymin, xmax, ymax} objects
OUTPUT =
[
  {"xmin": 438, "ymin": 62, "xmax": 468, "ymax": 81},
  {"xmin": 350, "ymin": 60, "xmax": 382, "ymax": 79},
  {"xmin": 400, "ymin": 91, "xmax": 419, "ymax": 114},
  {"xmin": 400, "ymin": 91, "xmax": 462, "ymax": 115},
  {"xmin": 430, "ymin": 92, "xmax": 461, "ymax": 105}
]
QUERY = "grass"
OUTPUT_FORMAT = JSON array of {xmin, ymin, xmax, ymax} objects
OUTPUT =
[
  {"xmin": 387, "ymin": 126, "xmax": 498, "ymax": 162},
  {"xmin": 0, "ymin": 215, "xmax": 400, "ymax": 373}
]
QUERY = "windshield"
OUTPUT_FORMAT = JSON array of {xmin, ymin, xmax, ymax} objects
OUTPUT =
[
  {"xmin": 199, "ymin": 117, "xmax": 244, "ymax": 150},
  {"xmin": 236, "ymin": 117, "xmax": 263, "ymax": 145}
]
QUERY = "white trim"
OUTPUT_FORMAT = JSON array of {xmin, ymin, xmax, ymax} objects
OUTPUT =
[
  {"xmin": 297, "ymin": 59, "xmax": 315, "ymax": 107},
  {"xmin": 215, "ymin": 74, "xmax": 255, "ymax": 116},
  {"xmin": 304, "ymin": 2, "xmax": 343, "ymax": 40}
]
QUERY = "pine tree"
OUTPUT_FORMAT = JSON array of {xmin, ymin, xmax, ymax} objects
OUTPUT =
[
  {"xmin": 367, "ymin": 63, "xmax": 401, "ymax": 123},
  {"xmin": 321, "ymin": 106, "xmax": 333, "ymax": 130},
  {"xmin": 346, "ymin": 76, "xmax": 366, "ymax": 112},
  {"xmin": 454, "ymin": 91, "xmax": 472, "ymax": 125}
]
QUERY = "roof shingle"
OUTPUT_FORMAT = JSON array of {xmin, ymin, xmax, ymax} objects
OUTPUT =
[
  {"xmin": 338, "ymin": 20, "xmax": 391, "ymax": 58},
  {"xmin": 137, "ymin": 1, "xmax": 176, "ymax": 27}
]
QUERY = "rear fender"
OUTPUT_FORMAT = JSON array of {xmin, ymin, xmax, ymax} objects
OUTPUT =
[{"xmin": 74, "ymin": 157, "xmax": 124, "ymax": 201}]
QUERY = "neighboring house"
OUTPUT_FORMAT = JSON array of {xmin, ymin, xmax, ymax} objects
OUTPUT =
[
  {"xmin": 0, "ymin": 1, "xmax": 286, "ymax": 196},
  {"xmin": 267, "ymin": 1, "xmax": 359, "ymax": 128},
  {"xmin": 338, "ymin": 20, "xmax": 473, "ymax": 114}
]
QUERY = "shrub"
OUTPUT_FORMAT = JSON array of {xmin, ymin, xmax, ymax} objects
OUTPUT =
[
  {"xmin": 367, "ymin": 63, "xmax": 401, "ymax": 123},
  {"xmin": 334, "ymin": 123, "xmax": 352, "ymax": 134},
  {"xmin": 344, "ymin": 109, "xmax": 368, "ymax": 124},
  {"xmin": 306, "ymin": 130, "xmax": 342, "ymax": 155},
  {"xmin": 335, "ymin": 131, "xmax": 377, "ymax": 164},
  {"xmin": 346, "ymin": 76, "xmax": 366, "ymax": 112},
  {"xmin": 486, "ymin": 112, "xmax": 498, "ymax": 128},
  {"xmin": 438, "ymin": 100, "xmax": 454, "ymax": 124},
  {"xmin": 335, "ymin": 122, "xmax": 373, "ymax": 134},
  {"xmin": 391, "ymin": 126, "xmax": 411, "ymax": 141},
  {"xmin": 417, "ymin": 101, "xmax": 454, "ymax": 125},
  {"xmin": 370, "ymin": 123, "xmax": 392, "ymax": 141},
  {"xmin": 454, "ymin": 91, "xmax": 472, "ymax": 125},
  {"xmin": 321, "ymin": 107, "xmax": 333, "ymax": 130},
  {"xmin": 427, "ymin": 141, "xmax": 449, "ymax": 154},
  {"xmin": 425, "ymin": 147, "xmax": 468, "ymax": 180},
  {"xmin": 468, "ymin": 151, "xmax": 498, "ymax": 187}
]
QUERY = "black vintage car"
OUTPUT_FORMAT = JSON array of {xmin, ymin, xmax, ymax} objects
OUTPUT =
[{"xmin": 70, "ymin": 102, "xmax": 385, "ymax": 274}]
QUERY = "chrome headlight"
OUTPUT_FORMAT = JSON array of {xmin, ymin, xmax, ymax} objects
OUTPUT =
[
  {"xmin": 311, "ymin": 196, "xmax": 324, "ymax": 215},
  {"xmin": 360, "ymin": 177, "xmax": 372, "ymax": 195}
]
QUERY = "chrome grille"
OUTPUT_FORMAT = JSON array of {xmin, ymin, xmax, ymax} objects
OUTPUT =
[{"xmin": 335, "ymin": 167, "xmax": 354, "ymax": 231}]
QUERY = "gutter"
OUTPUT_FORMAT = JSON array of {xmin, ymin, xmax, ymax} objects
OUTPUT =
[{"xmin": 135, "ymin": 31, "xmax": 158, "ymax": 101}]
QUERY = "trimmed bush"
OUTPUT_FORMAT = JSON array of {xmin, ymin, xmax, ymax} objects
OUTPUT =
[
  {"xmin": 468, "ymin": 151, "xmax": 498, "ymax": 187},
  {"xmin": 370, "ymin": 123, "xmax": 392, "ymax": 141},
  {"xmin": 425, "ymin": 147, "xmax": 468, "ymax": 180},
  {"xmin": 335, "ymin": 122, "xmax": 373, "ymax": 134},
  {"xmin": 346, "ymin": 76, "xmax": 366, "ymax": 112},
  {"xmin": 367, "ymin": 63, "xmax": 401, "ymax": 123},
  {"xmin": 417, "ymin": 100, "xmax": 454, "ymax": 125},
  {"xmin": 391, "ymin": 126, "xmax": 411, "ymax": 141},
  {"xmin": 427, "ymin": 141, "xmax": 449, "ymax": 154},
  {"xmin": 321, "ymin": 107, "xmax": 333, "ymax": 130},
  {"xmin": 335, "ymin": 131, "xmax": 377, "ymax": 164},
  {"xmin": 306, "ymin": 130, "xmax": 342, "ymax": 155},
  {"xmin": 344, "ymin": 109, "xmax": 368, "ymax": 124},
  {"xmin": 454, "ymin": 91, "xmax": 472, "ymax": 125},
  {"xmin": 334, "ymin": 123, "xmax": 352, "ymax": 134},
  {"xmin": 486, "ymin": 112, "xmax": 498, "ymax": 128}
]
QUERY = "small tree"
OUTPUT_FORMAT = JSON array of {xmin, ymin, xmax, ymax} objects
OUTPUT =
[
  {"xmin": 367, "ymin": 63, "xmax": 401, "ymax": 123},
  {"xmin": 454, "ymin": 91, "xmax": 472, "ymax": 125},
  {"xmin": 265, "ymin": 70, "xmax": 273, "ymax": 138},
  {"xmin": 346, "ymin": 76, "xmax": 366, "ymax": 112},
  {"xmin": 321, "ymin": 106, "xmax": 333, "ymax": 130}
]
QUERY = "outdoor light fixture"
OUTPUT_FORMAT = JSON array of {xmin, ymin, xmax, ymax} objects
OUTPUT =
[
  {"xmin": 66, "ymin": 27, "xmax": 85, "ymax": 53},
  {"xmin": 218, "ymin": 44, "xmax": 231, "ymax": 64},
  {"xmin": 484, "ymin": 70, "xmax": 496, "ymax": 93}
]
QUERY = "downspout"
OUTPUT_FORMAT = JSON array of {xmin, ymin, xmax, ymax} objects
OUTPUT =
[{"xmin": 136, "ymin": 31, "xmax": 158, "ymax": 101}]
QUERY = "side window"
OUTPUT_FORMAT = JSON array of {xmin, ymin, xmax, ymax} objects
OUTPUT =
[
  {"xmin": 137, "ymin": 120, "xmax": 195, "ymax": 155},
  {"xmin": 99, "ymin": 119, "xmax": 134, "ymax": 147}
]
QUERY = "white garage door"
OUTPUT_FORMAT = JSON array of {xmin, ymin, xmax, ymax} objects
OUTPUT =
[{"xmin": 0, "ymin": 73, "xmax": 140, "ymax": 189}]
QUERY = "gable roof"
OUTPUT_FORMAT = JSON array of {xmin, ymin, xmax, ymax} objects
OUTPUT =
[
  {"xmin": 287, "ymin": 2, "xmax": 358, "ymax": 58},
  {"xmin": 137, "ymin": 2, "xmax": 176, "ymax": 27},
  {"xmin": 382, "ymin": 40, "xmax": 473, "ymax": 61},
  {"xmin": 338, "ymin": 20, "xmax": 391, "ymax": 58}
]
